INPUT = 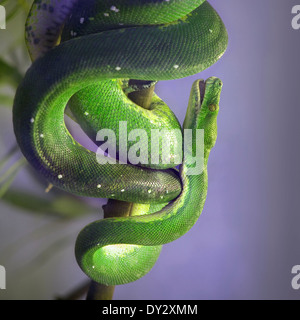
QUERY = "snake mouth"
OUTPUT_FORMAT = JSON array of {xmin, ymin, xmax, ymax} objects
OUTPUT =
[{"xmin": 199, "ymin": 80, "xmax": 206, "ymax": 106}]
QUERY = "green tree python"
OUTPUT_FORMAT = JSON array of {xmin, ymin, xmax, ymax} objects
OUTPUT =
[{"xmin": 13, "ymin": 0, "xmax": 227, "ymax": 285}]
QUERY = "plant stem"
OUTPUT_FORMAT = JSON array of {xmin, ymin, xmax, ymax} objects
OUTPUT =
[
  {"xmin": 86, "ymin": 282, "xmax": 116, "ymax": 300},
  {"xmin": 85, "ymin": 80, "xmax": 155, "ymax": 300}
]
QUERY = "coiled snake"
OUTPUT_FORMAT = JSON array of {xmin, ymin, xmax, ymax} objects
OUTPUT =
[{"xmin": 13, "ymin": 0, "xmax": 227, "ymax": 285}]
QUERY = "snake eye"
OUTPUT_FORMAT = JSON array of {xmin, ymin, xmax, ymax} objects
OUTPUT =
[{"xmin": 209, "ymin": 104, "xmax": 217, "ymax": 112}]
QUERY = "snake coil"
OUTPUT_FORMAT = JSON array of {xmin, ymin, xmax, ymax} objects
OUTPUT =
[{"xmin": 13, "ymin": 0, "xmax": 227, "ymax": 285}]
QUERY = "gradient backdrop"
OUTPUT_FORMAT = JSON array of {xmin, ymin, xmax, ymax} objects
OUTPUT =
[{"xmin": 0, "ymin": 0, "xmax": 300, "ymax": 300}]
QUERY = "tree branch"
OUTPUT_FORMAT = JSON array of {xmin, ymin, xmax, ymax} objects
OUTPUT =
[{"xmin": 85, "ymin": 80, "xmax": 155, "ymax": 300}]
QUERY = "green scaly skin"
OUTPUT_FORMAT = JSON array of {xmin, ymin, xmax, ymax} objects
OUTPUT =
[{"xmin": 13, "ymin": 0, "xmax": 227, "ymax": 285}]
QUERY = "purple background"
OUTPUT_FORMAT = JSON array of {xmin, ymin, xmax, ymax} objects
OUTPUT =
[{"xmin": 1, "ymin": 0, "xmax": 300, "ymax": 300}]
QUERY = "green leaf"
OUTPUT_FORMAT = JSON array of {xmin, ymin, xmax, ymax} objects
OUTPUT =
[
  {"xmin": 0, "ymin": 170, "xmax": 18, "ymax": 198},
  {"xmin": 0, "ymin": 0, "xmax": 31, "ymax": 19},
  {"xmin": 1, "ymin": 189, "xmax": 97, "ymax": 219},
  {"xmin": 0, "ymin": 94, "xmax": 14, "ymax": 107},
  {"xmin": 0, "ymin": 145, "xmax": 19, "ymax": 170},
  {"xmin": 0, "ymin": 58, "xmax": 23, "ymax": 87},
  {"xmin": 0, "ymin": 157, "xmax": 27, "ymax": 184}
]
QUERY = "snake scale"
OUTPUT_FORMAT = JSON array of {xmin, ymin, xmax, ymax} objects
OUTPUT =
[{"xmin": 13, "ymin": 0, "xmax": 227, "ymax": 285}]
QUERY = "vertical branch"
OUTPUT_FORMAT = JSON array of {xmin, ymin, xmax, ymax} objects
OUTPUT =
[
  {"xmin": 86, "ymin": 282, "xmax": 116, "ymax": 301},
  {"xmin": 85, "ymin": 80, "xmax": 155, "ymax": 300}
]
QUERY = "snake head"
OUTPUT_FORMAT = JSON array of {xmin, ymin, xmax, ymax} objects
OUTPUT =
[
  {"xmin": 199, "ymin": 77, "xmax": 223, "ymax": 153},
  {"xmin": 183, "ymin": 77, "xmax": 223, "ymax": 156},
  {"xmin": 184, "ymin": 77, "xmax": 222, "ymax": 127},
  {"xmin": 200, "ymin": 77, "xmax": 223, "ymax": 113}
]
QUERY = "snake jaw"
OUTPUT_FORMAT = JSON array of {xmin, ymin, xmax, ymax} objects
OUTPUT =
[{"xmin": 199, "ymin": 79, "xmax": 206, "ymax": 106}]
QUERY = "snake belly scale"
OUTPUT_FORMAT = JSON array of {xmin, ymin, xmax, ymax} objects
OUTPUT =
[{"xmin": 13, "ymin": 0, "xmax": 227, "ymax": 285}]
